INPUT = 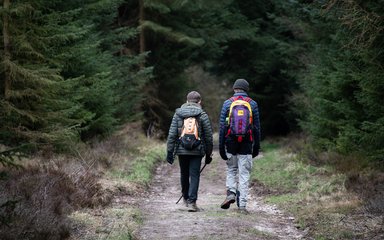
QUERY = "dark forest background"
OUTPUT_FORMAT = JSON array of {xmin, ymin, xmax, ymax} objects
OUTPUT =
[{"xmin": 1, "ymin": 0, "xmax": 383, "ymax": 163}]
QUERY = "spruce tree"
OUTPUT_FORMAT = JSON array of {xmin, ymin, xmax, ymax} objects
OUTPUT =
[
  {"xmin": 0, "ymin": 0, "xmax": 82, "ymax": 149},
  {"xmin": 294, "ymin": 0, "xmax": 384, "ymax": 160}
]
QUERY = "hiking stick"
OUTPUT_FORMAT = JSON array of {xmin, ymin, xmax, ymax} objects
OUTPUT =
[{"xmin": 176, "ymin": 162, "xmax": 207, "ymax": 204}]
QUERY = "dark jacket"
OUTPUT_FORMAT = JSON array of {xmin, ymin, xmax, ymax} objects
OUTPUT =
[
  {"xmin": 219, "ymin": 92, "xmax": 260, "ymax": 155},
  {"xmin": 167, "ymin": 102, "xmax": 213, "ymax": 157}
]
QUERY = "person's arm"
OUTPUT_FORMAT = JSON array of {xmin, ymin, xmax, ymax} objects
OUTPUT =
[
  {"xmin": 219, "ymin": 100, "xmax": 230, "ymax": 160},
  {"xmin": 201, "ymin": 112, "xmax": 213, "ymax": 163},
  {"xmin": 251, "ymin": 101, "xmax": 261, "ymax": 157},
  {"xmin": 166, "ymin": 113, "xmax": 179, "ymax": 164}
]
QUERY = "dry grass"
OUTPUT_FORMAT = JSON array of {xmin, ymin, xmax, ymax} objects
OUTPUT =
[
  {"xmin": 0, "ymin": 166, "xmax": 108, "ymax": 240},
  {"xmin": 0, "ymin": 122, "xmax": 156, "ymax": 240},
  {"xmin": 253, "ymin": 137, "xmax": 384, "ymax": 239}
]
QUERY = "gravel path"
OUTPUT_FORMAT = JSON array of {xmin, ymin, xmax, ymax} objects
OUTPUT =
[{"xmin": 137, "ymin": 151, "xmax": 304, "ymax": 240}]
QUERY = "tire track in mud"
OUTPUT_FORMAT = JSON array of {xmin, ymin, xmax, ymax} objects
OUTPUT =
[{"xmin": 137, "ymin": 151, "xmax": 304, "ymax": 240}]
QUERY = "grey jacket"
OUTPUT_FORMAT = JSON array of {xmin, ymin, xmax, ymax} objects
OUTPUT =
[{"xmin": 167, "ymin": 102, "xmax": 213, "ymax": 157}]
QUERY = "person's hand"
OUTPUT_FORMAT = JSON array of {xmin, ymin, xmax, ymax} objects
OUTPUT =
[
  {"xmin": 205, "ymin": 154, "xmax": 213, "ymax": 164},
  {"xmin": 219, "ymin": 147, "xmax": 228, "ymax": 160},
  {"xmin": 166, "ymin": 151, "xmax": 174, "ymax": 164}
]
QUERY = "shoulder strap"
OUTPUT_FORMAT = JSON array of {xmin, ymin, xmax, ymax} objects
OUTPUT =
[{"xmin": 230, "ymin": 96, "xmax": 251, "ymax": 102}]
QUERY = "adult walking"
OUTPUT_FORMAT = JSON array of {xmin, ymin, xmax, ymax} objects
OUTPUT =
[
  {"xmin": 219, "ymin": 79, "xmax": 261, "ymax": 213},
  {"xmin": 166, "ymin": 91, "xmax": 213, "ymax": 212}
]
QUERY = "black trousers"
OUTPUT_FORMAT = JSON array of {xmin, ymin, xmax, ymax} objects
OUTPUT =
[{"xmin": 178, "ymin": 155, "xmax": 202, "ymax": 203}]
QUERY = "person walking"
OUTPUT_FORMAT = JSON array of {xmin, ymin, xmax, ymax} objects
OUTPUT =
[
  {"xmin": 218, "ymin": 79, "xmax": 261, "ymax": 213},
  {"xmin": 166, "ymin": 91, "xmax": 213, "ymax": 212}
]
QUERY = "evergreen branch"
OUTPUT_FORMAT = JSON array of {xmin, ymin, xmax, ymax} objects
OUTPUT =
[
  {"xmin": 144, "ymin": 0, "xmax": 171, "ymax": 14},
  {"xmin": 8, "ymin": 2, "xmax": 34, "ymax": 18},
  {"xmin": 112, "ymin": 27, "xmax": 139, "ymax": 41},
  {"xmin": 3, "ymin": 59, "xmax": 62, "ymax": 85},
  {"xmin": 140, "ymin": 20, "xmax": 205, "ymax": 46},
  {"xmin": 7, "ymin": 89, "xmax": 42, "ymax": 100},
  {"xmin": 0, "ymin": 100, "xmax": 39, "ymax": 123},
  {"xmin": 13, "ymin": 37, "xmax": 45, "ymax": 60},
  {"xmin": 0, "ymin": 144, "xmax": 29, "ymax": 168}
]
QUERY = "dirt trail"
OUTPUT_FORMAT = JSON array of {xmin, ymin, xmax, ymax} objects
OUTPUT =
[{"xmin": 137, "ymin": 152, "xmax": 304, "ymax": 240}]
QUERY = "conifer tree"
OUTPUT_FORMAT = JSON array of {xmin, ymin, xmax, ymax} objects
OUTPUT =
[
  {"xmin": 0, "ymin": 0, "xmax": 82, "ymax": 148},
  {"xmin": 294, "ymin": 0, "xmax": 384, "ymax": 160},
  {"xmin": 0, "ymin": 0, "xmax": 149, "ymax": 149}
]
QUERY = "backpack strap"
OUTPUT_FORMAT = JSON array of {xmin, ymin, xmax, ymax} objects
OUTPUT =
[
  {"xmin": 229, "ymin": 96, "xmax": 251, "ymax": 102},
  {"xmin": 244, "ymin": 97, "xmax": 251, "ymax": 103}
]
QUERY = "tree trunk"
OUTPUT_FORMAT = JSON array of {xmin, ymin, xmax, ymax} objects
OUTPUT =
[
  {"xmin": 3, "ymin": 0, "xmax": 11, "ymax": 100},
  {"xmin": 139, "ymin": 0, "xmax": 145, "ymax": 68}
]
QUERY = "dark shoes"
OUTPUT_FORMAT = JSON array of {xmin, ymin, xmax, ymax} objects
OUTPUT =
[{"xmin": 220, "ymin": 192, "xmax": 236, "ymax": 209}]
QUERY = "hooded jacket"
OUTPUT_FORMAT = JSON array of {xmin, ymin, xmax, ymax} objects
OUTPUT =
[{"xmin": 167, "ymin": 102, "xmax": 213, "ymax": 157}]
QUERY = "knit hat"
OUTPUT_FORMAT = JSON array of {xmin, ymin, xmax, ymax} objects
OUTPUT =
[
  {"xmin": 187, "ymin": 91, "xmax": 201, "ymax": 103},
  {"xmin": 233, "ymin": 79, "xmax": 249, "ymax": 91}
]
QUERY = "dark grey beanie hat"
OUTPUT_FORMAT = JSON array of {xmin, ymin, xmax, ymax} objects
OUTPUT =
[
  {"xmin": 187, "ymin": 91, "xmax": 201, "ymax": 103},
  {"xmin": 233, "ymin": 79, "xmax": 249, "ymax": 91}
]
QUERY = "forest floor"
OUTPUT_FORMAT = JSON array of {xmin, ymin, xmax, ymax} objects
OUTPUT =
[{"xmin": 70, "ymin": 150, "xmax": 304, "ymax": 240}]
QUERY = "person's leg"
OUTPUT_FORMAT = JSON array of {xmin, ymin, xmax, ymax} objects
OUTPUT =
[
  {"xmin": 226, "ymin": 153, "xmax": 238, "ymax": 194},
  {"xmin": 187, "ymin": 155, "xmax": 202, "ymax": 203},
  {"xmin": 237, "ymin": 154, "xmax": 253, "ymax": 209},
  {"xmin": 178, "ymin": 155, "xmax": 190, "ymax": 202},
  {"xmin": 221, "ymin": 154, "xmax": 238, "ymax": 209}
]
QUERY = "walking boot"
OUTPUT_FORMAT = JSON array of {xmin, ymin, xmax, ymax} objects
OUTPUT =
[
  {"xmin": 238, "ymin": 206, "xmax": 249, "ymax": 214},
  {"xmin": 183, "ymin": 198, "xmax": 189, "ymax": 207},
  {"xmin": 220, "ymin": 191, "xmax": 236, "ymax": 209},
  {"xmin": 187, "ymin": 201, "xmax": 199, "ymax": 212}
]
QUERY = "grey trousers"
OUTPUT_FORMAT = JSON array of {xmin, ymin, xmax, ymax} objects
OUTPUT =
[{"xmin": 226, "ymin": 153, "xmax": 253, "ymax": 208}]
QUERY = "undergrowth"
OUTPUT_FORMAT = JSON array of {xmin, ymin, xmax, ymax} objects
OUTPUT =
[
  {"xmin": 0, "ymin": 122, "xmax": 164, "ymax": 240},
  {"xmin": 252, "ymin": 138, "xmax": 383, "ymax": 240}
]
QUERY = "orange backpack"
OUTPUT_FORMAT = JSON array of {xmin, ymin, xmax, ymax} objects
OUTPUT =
[{"xmin": 180, "ymin": 116, "xmax": 201, "ymax": 150}]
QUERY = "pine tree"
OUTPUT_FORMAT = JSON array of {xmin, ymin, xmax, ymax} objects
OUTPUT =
[
  {"xmin": 0, "ymin": 0, "xmax": 82, "ymax": 149},
  {"xmin": 294, "ymin": 0, "xmax": 384, "ymax": 160},
  {"xmin": 62, "ymin": 0, "xmax": 152, "ymax": 138},
  {"xmin": 0, "ymin": 0, "xmax": 150, "ymax": 149}
]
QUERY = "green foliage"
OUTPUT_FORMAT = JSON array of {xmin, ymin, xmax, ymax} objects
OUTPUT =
[
  {"xmin": 213, "ymin": 0, "xmax": 303, "ymax": 136},
  {"xmin": 0, "ymin": 146, "xmax": 26, "ymax": 168},
  {"xmin": 0, "ymin": 0, "xmax": 151, "ymax": 150},
  {"xmin": 294, "ymin": 0, "xmax": 384, "ymax": 161},
  {"xmin": 0, "ymin": 1, "xmax": 83, "ymax": 149},
  {"xmin": 135, "ymin": 0, "xmax": 302, "ymax": 136},
  {"xmin": 59, "ymin": 0, "xmax": 150, "ymax": 139},
  {"xmin": 1, "ymin": 0, "xmax": 382, "ymax": 163}
]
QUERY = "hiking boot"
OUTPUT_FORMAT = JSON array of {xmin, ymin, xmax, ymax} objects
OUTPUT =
[
  {"xmin": 183, "ymin": 198, "xmax": 189, "ymax": 207},
  {"xmin": 187, "ymin": 202, "xmax": 199, "ymax": 212},
  {"xmin": 220, "ymin": 192, "xmax": 236, "ymax": 209},
  {"xmin": 238, "ymin": 206, "xmax": 249, "ymax": 214}
]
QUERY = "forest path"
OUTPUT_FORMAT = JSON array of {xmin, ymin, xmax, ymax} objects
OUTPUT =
[{"xmin": 136, "ymin": 150, "xmax": 304, "ymax": 240}]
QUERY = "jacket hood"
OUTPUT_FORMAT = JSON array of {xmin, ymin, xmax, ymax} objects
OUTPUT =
[{"xmin": 176, "ymin": 102, "xmax": 203, "ymax": 118}]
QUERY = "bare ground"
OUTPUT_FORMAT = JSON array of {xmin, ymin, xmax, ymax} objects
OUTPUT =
[{"xmin": 136, "ymin": 152, "xmax": 304, "ymax": 240}]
